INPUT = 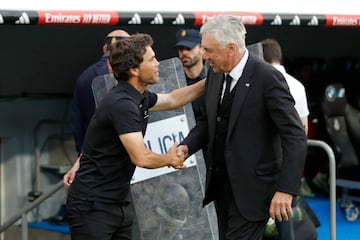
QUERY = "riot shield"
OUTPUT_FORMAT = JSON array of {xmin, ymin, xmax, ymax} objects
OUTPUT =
[
  {"xmin": 247, "ymin": 42, "xmax": 264, "ymax": 60},
  {"xmin": 91, "ymin": 57, "xmax": 218, "ymax": 240},
  {"xmin": 91, "ymin": 73, "xmax": 117, "ymax": 108}
]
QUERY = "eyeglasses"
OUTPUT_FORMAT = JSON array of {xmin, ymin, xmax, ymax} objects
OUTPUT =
[{"xmin": 104, "ymin": 36, "xmax": 128, "ymax": 46}]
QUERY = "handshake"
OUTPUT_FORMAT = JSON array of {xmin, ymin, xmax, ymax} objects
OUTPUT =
[{"xmin": 167, "ymin": 144, "xmax": 189, "ymax": 169}]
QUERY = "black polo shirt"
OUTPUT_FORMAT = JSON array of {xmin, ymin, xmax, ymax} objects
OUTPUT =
[{"xmin": 69, "ymin": 81, "xmax": 158, "ymax": 203}]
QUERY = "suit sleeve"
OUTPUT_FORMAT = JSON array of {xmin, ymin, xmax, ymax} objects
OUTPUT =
[
  {"xmin": 265, "ymin": 69, "xmax": 308, "ymax": 195},
  {"xmin": 180, "ymin": 79, "xmax": 210, "ymax": 156}
]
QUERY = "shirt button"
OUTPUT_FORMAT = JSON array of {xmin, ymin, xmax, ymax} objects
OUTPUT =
[{"xmin": 216, "ymin": 116, "xmax": 222, "ymax": 122}]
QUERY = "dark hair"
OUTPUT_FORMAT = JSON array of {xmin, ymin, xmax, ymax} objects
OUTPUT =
[
  {"xmin": 261, "ymin": 38, "xmax": 282, "ymax": 64},
  {"xmin": 109, "ymin": 33, "xmax": 153, "ymax": 81}
]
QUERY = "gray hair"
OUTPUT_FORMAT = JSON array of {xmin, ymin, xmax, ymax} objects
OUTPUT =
[{"xmin": 200, "ymin": 15, "xmax": 247, "ymax": 51}]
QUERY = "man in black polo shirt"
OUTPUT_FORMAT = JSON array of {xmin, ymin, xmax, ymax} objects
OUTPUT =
[{"xmin": 64, "ymin": 33, "xmax": 205, "ymax": 240}]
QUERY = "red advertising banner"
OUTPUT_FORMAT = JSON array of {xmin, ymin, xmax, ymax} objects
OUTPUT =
[
  {"xmin": 1, "ymin": 10, "xmax": 360, "ymax": 27},
  {"xmin": 193, "ymin": 12, "xmax": 263, "ymax": 26},
  {"xmin": 37, "ymin": 11, "xmax": 119, "ymax": 25},
  {"xmin": 325, "ymin": 14, "xmax": 360, "ymax": 27}
]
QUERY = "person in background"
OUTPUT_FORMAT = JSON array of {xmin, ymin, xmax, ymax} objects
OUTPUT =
[
  {"xmin": 261, "ymin": 38, "xmax": 313, "ymax": 197},
  {"xmin": 175, "ymin": 28, "xmax": 207, "ymax": 122},
  {"xmin": 65, "ymin": 33, "xmax": 205, "ymax": 240},
  {"xmin": 71, "ymin": 29, "xmax": 130, "ymax": 155},
  {"xmin": 261, "ymin": 38, "xmax": 311, "ymax": 240},
  {"xmin": 176, "ymin": 15, "xmax": 307, "ymax": 240}
]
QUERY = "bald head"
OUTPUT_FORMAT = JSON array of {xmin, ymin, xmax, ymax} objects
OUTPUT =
[
  {"xmin": 103, "ymin": 29, "xmax": 130, "ymax": 53},
  {"xmin": 107, "ymin": 29, "xmax": 130, "ymax": 38}
]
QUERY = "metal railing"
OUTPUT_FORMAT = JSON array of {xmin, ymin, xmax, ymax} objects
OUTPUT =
[
  {"xmin": 307, "ymin": 139, "xmax": 336, "ymax": 240},
  {"xmin": 0, "ymin": 180, "xmax": 64, "ymax": 240},
  {"xmin": 1, "ymin": 117, "xmax": 72, "ymax": 240},
  {"xmin": 0, "ymin": 139, "xmax": 336, "ymax": 240}
]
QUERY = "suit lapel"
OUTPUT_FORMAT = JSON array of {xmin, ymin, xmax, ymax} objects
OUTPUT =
[{"xmin": 227, "ymin": 55, "xmax": 256, "ymax": 139}]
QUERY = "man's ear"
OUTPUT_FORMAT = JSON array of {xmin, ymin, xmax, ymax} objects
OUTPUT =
[
  {"xmin": 129, "ymin": 67, "xmax": 139, "ymax": 77},
  {"xmin": 102, "ymin": 44, "xmax": 108, "ymax": 54},
  {"xmin": 227, "ymin": 42, "xmax": 236, "ymax": 56}
]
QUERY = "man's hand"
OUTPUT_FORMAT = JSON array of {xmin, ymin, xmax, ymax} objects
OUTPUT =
[
  {"xmin": 166, "ymin": 144, "xmax": 186, "ymax": 169},
  {"xmin": 176, "ymin": 144, "xmax": 189, "ymax": 158},
  {"xmin": 63, "ymin": 156, "xmax": 80, "ymax": 189},
  {"xmin": 269, "ymin": 191, "xmax": 293, "ymax": 222},
  {"xmin": 169, "ymin": 144, "xmax": 189, "ymax": 169}
]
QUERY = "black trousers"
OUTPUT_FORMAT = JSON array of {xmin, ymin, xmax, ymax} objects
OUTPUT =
[
  {"xmin": 66, "ymin": 196, "xmax": 133, "ymax": 240},
  {"xmin": 213, "ymin": 180, "xmax": 268, "ymax": 240},
  {"xmin": 275, "ymin": 198, "xmax": 297, "ymax": 240},
  {"xmin": 275, "ymin": 218, "xmax": 295, "ymax": 240}
]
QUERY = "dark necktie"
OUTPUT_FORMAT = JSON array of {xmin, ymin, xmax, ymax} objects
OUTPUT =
[{"xmin": 222, "ymin": 74, "xmax": 232, "ymax": 103}]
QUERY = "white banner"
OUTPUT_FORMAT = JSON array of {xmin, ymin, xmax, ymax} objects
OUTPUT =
[{"xmin": 131, "ymin": 114, "xmax": 197, "ymax": 184}]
